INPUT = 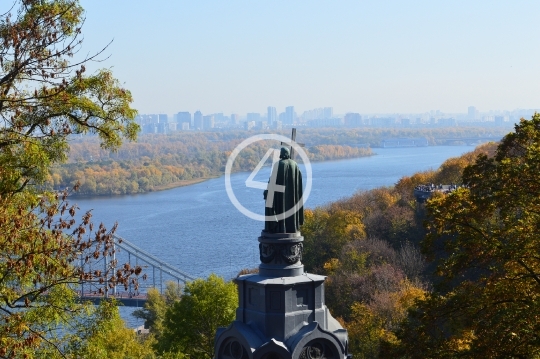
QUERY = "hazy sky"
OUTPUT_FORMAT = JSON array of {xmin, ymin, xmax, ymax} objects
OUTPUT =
[{"xmin": 77, "ymin": 1, "xmax": 540, "ymax": 115}]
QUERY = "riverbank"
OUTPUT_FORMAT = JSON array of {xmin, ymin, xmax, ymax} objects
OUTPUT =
[
  {"xmin": 67, "ymin": 177, "xmax": 218, "ymax": 198},
  {"xmin": 151, "ymin": 177, "xmax": 218, "ymax": 191},
  {"xmin": 56, "ymin": 147, "xmax": 373, "ymax": 198}
]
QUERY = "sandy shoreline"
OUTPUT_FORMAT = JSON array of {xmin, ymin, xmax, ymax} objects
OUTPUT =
[
  {"xmin": 68, "ymin": 176, "xmax": 219, "ymax": 198},
  {"xmin": 150, "ymin": 177, "xmax": 218, "ymax": 191}
]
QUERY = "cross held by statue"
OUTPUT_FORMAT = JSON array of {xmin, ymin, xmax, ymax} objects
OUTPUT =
[{"xmin": 281, "ymin": 128, "xmax": 305, "ymax": 160}]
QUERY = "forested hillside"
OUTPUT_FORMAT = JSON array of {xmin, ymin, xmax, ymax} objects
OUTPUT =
[
  {"xmin": 47, "ymin": 126, "xmax": 509, "ymax": 196},
  {"xmin": 300, "ymin": 140, "xmax": 498, "ymax": 358},
  {"xmin": 46, "ymin": 131, "xmax": 373, "ymax": 195}
]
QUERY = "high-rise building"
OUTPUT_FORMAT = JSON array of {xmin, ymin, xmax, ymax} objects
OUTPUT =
[
  {"xmin": 158, "ymin": 114, "xmax": 168, "ymax": 124},
  {"xmin": 230, "ymin": 114, "xmax": 240, "ymax": 125},
  {"xmin": 267, "ymin": 107, "xmax": 277, "ymax": 125},
  {"xmin": 203, "ymin": 115, "xmax": 215, "ymax": 129},
  {"xmin": 177, "ymin": 112, "xmax": 191, "ymax": 128},
  {"xmin": 285, "ymin": 106, "xmax": 294, "ymax": 125},
  {"xmin": 194, "ymin": 111, "xmax": 203, "ymax": 130},
  {"xmin": 213, "ymin": 113, "xmax": 226, "ymax": 123},
  {"xmin": 157, "ymin": 122, "xmax": 168, "ymax": 134}
]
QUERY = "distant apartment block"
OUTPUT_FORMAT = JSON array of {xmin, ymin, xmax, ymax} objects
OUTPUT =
[
  {"xmin": 177, "ymin": 112, "xmax": 191, "ymax": 129},
  {"xmin": 158, "ymin": 114, "xmax": 168, "ymax": 124},
  {"xmin": 307, "ymin": 118, "xmax": 344, "ymax": 127},
  {"xmin": 194, "ymin": 111, "xmax": 203, "ymax": 130},
  {"xmin": 230, "ymin": 114, "xmax": 240, "ymax": 125},
  {"xmin": 267, "ymin": 106, "xmax": 277, "ymax": 126},
  {"xmin": 302, "ymin": 107, "xmax": 333, "ymax": 121},
  {"xmin": 203, "ymin": 115, "xmax": 215, "ymax": 129},
  {"xmin": 370, "ymin": 117, "xmax": 396, "ymax": 127},
  {"xmin": 213, "ymin": 113, "xmax": 227, "ymax": 123},
  {"xmin": 136, "ymin": 114, "xmax": 163, "ymax": 134},
  {"xmin": 285, "ymin": 106, "xmax": 294, "ymax": 125}
]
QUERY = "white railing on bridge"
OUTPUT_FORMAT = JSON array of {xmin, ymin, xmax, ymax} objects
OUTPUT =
[{"xmin": 112, "ymin": 234, "xmax": 196, "ymax": 284}]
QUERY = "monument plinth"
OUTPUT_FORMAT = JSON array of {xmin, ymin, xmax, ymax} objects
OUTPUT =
[
  {"xmin": 258, "ymin": 231, "xmax": 304, "ymax": 277},
  {"xmin": 214, "ymin": 139, "xmax": 350, "ymax": 359}
]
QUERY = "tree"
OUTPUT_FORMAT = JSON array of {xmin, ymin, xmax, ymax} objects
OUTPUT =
[
  {"xmin": 0, "ymin": 0, "xmax": 139, "ymax": 357},
  {"xmin": 0, "ymin": 0, "xmax": 138, "ymax": 197},
  {"xmin": 69, "ymin": 299, "xmax": 156, "ymax": 359},
  {"xmin": 396, "ymin": 115, "xmax": 540, "ymax": 358},
  {"xmin": 158, "ymin": 274, "xmax": 238, "ymax": 359},
  {"xmin": 133, "ymin": 281, "xmax": 182, "ymax": 342},
  {"xmin": 302, "ymin": 207, "xmax": 365, "ymax": 272}
]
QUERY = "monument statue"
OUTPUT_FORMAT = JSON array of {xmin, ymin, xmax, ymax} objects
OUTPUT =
[
  {"xmin": 214, "ymin": 131, "xmax": 350, "ymax": 359},
  {"xmin": 263, "ymin": 147, "xmax": 304, "ymax": 233}
]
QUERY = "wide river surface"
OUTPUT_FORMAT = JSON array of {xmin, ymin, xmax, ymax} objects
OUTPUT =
[
  {"xmin": 73, "ymin": 145, "xmax": 477, "ymax": 326},
  {"xmin": 75, "ymin": 145, "xmax": 475, "ymax": 281}
]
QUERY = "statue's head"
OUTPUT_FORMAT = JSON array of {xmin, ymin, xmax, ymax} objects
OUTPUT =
[{"xmin": 280, "ymin": 147, "xmax": 290, "ymax": 159}]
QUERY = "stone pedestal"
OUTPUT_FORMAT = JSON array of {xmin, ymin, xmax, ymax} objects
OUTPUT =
[{"xmin": 214, "ymin": 231, "xmax": 350, "ymax": 359}]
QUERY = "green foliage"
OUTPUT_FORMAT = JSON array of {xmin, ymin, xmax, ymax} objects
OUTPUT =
[
  {"xmin": 302, "ymin": 207, "xmax": 366, "ymax": 272},
  {"xmin": 0, "ymin": 188, "xmax": 144, "ymax": 357},
  {"xmin": 300, "ymin": 140, "xmax": 502, "ymax": 358},
  {"xmin": 395, "ymin": 114, "xmax": 540, "ymax": 358},
  {"xmin": 157, "ymin": 274, "xmax": 238, "ymax": 359},
  {"xmin": 70, "ymin": 299, "xmax": 156, "ymax": 359},
  {"xmin": 133, "ymin": 281, "xmax": 182, "ymax": 342},
  {"xmin": 0, "ymin": 4, "xmax": 138, "ymax": 196},
  {"xmin": 346, "ymin": 303, "xmax": 385, "ymax": 359},
  {"xmin": 0, "ymin": 0, "xmax": 139, "ymax": 356}
]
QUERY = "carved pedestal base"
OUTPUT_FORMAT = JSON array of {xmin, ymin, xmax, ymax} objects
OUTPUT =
[
  {"xmin": 258, "ymin": 231, "xmax": 304, "ymax": 277},
  {"xmin": 214, "ymin": 231, "xmax": 350, "ymax": 359}
]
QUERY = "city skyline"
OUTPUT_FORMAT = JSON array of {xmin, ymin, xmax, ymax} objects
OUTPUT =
[
  {"xmin": 136, "ymin": 105, "xmax": 538, "ymax": 119},
  {"xmin": 75, "ymin": 1, "xmax": 540, "ymax": 115},
  {"xmin": 134, "ymin": 103, "xmax": 530, "ymax": 135}
]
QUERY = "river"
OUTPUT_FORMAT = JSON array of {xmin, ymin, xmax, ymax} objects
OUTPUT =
[
  {"xmin": 74, "ymin": 145, "xmax": 475, "ymax": 279},
  {"xmin": 72, "ymin": 145, "xmax": 474, "ymax": 326}
]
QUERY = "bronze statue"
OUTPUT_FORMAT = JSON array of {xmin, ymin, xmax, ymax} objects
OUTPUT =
[{"xmin": 263, "ymin": 147, "xmax": 304, "ymax": 233}]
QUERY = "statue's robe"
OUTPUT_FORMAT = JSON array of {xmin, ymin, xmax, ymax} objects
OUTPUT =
[{"xmin": 264, "ymin": 158, "xmax": 304, "ymax": 233}]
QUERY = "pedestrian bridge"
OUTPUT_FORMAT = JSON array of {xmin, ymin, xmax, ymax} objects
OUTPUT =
[{"xmin": 79, "ymin": 235, "xmax": 196, "ymax": 307}]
